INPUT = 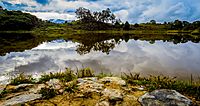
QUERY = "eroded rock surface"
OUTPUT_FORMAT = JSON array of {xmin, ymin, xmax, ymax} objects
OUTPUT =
[
  {"xmin": 139, "ymin": 89, "xmax": 193, "ymax": 106},
  {"xmin": 1, "ymin": 93, "xmax": 42, "ymax": 106}
]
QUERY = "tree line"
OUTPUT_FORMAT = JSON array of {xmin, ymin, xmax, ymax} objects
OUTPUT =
[{"xmin": 0, "ymin": 6, "xmax": 44, "ymax": 31}]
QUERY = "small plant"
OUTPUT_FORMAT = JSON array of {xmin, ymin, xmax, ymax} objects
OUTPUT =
[
  {"xmin": 77, "ymin": 67, "xmax": 94, "ymax": 78},
  {"xmin": 65, "ymin": 81, "xmax": 78, "ymax": 93},
  {"xmin": 122, "ymin": 72, "xmax": 200, "ymax": 100},
  {"xmin": 39, "ymin": 68, "xmax": 76, "ymax": 83},
  {"xmin": 10, "ymin": 73, "xmax": 35, "ymax": 85},
  {"xmin": 96, "ymin": 71, "xmax": 113, "ymax": 79},
  {"xmin": 39, "ymin": 87, "xmax": 57, "ymax": 99}
]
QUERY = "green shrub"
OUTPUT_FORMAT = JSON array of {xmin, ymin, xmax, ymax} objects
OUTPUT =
[
  {"xmin": 10, "ymin": 73, "xmax": 35, "ymax": 85},
  {"xmin": 39, "ymin": 87, "xmax": 57, "ymax": 99},
  {"xmin": 96, "ymin": 72, "xmax": 113, "ymax": 79},
  {"xmin": 39, "ymin": 68, "xmax": 76, "ymax": 83},
  {"xmin": 122, "ymin": 72, "xmax": 200, "ymax": 100}
]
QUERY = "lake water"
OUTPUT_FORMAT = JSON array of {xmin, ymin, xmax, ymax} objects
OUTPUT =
[{"xmin": 0, "ymin": 33, "xmax": 200, "ymax": 83}]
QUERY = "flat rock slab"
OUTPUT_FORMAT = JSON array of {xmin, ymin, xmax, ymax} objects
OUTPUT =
[
  {"xmin": 1, "ymin": 93, "xmax": 42, "ymax": 106},
  {"xmin": 139, "ymin": 89, "xmax": 192, "ymax": 106},
  {"xmin": 99, "ymin": 77, "xmax": 126, "ymax": 86}
]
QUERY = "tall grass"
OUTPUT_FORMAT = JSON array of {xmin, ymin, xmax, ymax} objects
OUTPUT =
[{"xmin": 122, "ymin": 72, "xmax": 200, "ymax": 100}]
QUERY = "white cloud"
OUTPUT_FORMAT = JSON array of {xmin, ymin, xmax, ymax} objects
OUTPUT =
[
  {"xmin": 27, "ymin": 11, "xmax": 75, "ymax": 20},
  {"xmin": 1, "ymin": 0, "xmax": 200, "ymax": 23}
]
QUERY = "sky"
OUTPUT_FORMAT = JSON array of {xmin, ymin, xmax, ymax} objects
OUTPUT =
[{"xmin": 0, "ymin": 0, "xmax": 200, "ymax": 23}]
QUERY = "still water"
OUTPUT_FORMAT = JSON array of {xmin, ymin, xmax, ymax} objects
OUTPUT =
[{"xmin": 0, "ymin": 33, "xmax": 200, "ymax": 83}]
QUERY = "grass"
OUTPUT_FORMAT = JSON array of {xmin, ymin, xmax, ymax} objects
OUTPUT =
[
  {"xmin": 121, "ymin": 72, "xmax": 200, "ymax": 100},
  {"xmin": 10, "ymin": 73, "xmax": 35, "ymax": 85},
  {"xmin": 7, "ymin": 68, "xmax": 200, "ymax": 100},
  {"xmin": 38, "ymin": 68, "xmax": 76, "ymax": 83}
]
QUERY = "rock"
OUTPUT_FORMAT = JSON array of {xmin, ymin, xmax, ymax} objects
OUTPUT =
[
  {"xmin": 77, "ymin": 77, "xmax": 98, "ymax": 84},
  {"xmin": 29, "ymin": 84, "xmax": 46, "ymax": 93},
  {"xmin": 102, "ymin": 88, "xmax": 123, "ymax": 101},
  {"xmin": 78, "ymin": 80, "xmax": 104, "ymax": 93},
  {"xmin": 46, "ymin": 79, "xmax": 62, "ymax": 90},
  {"xmin": 139, "ymin": 89, "xmax": 193, "ymax": 106},
  {"xmin": 15, "ymin": 84, "xmax": 34, "ymax": 90},
  {"xmin": 99, "ymin": 77, "xmax": 126, "ymax": 86},
  {"xmin": 96, "ymin": 101, "xmax": 110, "ymax": 106},
  {"xmin": 1, "ymin": 93, "xmax": 42, "ymax": 106}
]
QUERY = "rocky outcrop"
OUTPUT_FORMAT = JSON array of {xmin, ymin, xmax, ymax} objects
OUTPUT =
[
  {"xmin": 0, "ymin": 77, "xmax": 195, "ymax": 106},
  {"xmin": 1, "ymin": 93, "xmax": 42, "ymax": 106},
  {"xmin": 139, "ymin": 89, "xmax": 193, "ymax": 106}
]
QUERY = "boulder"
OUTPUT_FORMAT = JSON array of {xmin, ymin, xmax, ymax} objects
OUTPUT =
[
  {"xmin": 46, "ymin": 79, "xmax": 62, "ymax": 90},
  {"xmin": 95, "ymin": 101, "xmax": 110, "ymax": 106},
  {"xmin": 139, "ymin": 89, "xmax": 193, "ymax": 106},
  {"xmin": 29, "ymin": 84, "xmax": 46, "ymax": 93},
  {"xmin": 78, "ymin": 78, "xmax": 104, "ymax": 93},
  {"xmin": 102, "ymin": 88, "xmax": 123, "ymax": 101},
  {"xmin": 99, "ymin": 77, "xmax": 126, "ymax": 86},
  {"xmin": 14, "ymin": 84, "xmax": 34, "ymax": 91},
  {"xmin": 1, "ymin": 93, "xmax": 42, "ymax": 106}
]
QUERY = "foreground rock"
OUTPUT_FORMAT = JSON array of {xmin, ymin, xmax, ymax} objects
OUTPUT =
[
  {"xmin": 99, "ymin": 77, "xmax": 126, "ymax": 86},
  {"xmin": 1, "ymin": 93, "xmax": 42, "ymax": 106},
  {"xmin": 139, "ymin": 89, "xmax": 193, "ymax": 106}
]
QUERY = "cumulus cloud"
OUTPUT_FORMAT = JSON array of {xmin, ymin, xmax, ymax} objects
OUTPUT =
[{"xmin": 1, "ymin": 0, "xmax": 200, "ymax": 23}]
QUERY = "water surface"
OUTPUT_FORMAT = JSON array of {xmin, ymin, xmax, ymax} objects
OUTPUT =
[{"xmin": 0, "ymin": 33, "xmax": 200, "ymax": 83}]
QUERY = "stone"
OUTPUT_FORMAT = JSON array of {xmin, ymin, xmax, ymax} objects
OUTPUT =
[
  {"xmin": 46, "ymin": 79, "xmax": 62, "ymax": 90},
  {"xmin": 139, "ymin": 89, "xmax": 193, "ymax": 106},
  {"xmin": 96, "ymin": 101, "xmax": 110, "ymax": 106},
  {"xmin": 102, "ymin": 88, "xmax": 123, "ymax": 101},
  {"xmin": 1, "ymin": 93, "xmax": 42, "ymax": 106},
  {"xmin": 29, "ymin": 84, "xmax": 46, "ymax": 93},
  {"xmin": 99, "ymin": 77, "xmax": 126, "ymax": 86},
  {"xmin": 15, "ymin": 84, "xmax": 34, "ymax": 90}
]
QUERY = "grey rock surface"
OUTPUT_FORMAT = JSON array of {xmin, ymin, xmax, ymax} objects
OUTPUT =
[
  {"xmin": 139, "ymin": 89, "xmax": 193, "ymax": 106},
  {"xmin": 2, "ymin": 93, "xmax": 42, "ymax": 106}
]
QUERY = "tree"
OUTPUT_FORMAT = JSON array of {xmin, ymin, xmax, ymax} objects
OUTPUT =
[
  {"xmin": 75, "ymin": 7, "xmax": 116, "ymax": 24},
  {"xmin": 123, "ymin": 21, "xmax": 130, "ymax": 30},
  {"xmin": 150, "ymin": 20, "xmax": 156, "ymax": 24},
  {"xmin": 173, "ymin": 20, "xmax": 183, "ymax": 29}
]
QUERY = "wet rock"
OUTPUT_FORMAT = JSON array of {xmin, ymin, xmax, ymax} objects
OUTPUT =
[
  {"xmin": 46, "ymin": 79, "xmax": 62, "ymax": 90},
  {"xmin": 1, "ymin": 93, "xmax": 42, "ymax": 106},
  {"xmin": 102, "ymin": 88, "xmax": 123, "ymax": 101},
  {"xmin": 99, "ymin": 77, "xmax": 126, "ymax": 86},
  {"xmin": 139, "ymin": 89, "xmax": 193, "ymax": 106},
  {"xmin": 29, "ymin": 84, "xmax": 46, "ymax": 93},
  {"xmin": 96, "ymin": 101, "xmax": 109, "ymax": 106}
]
